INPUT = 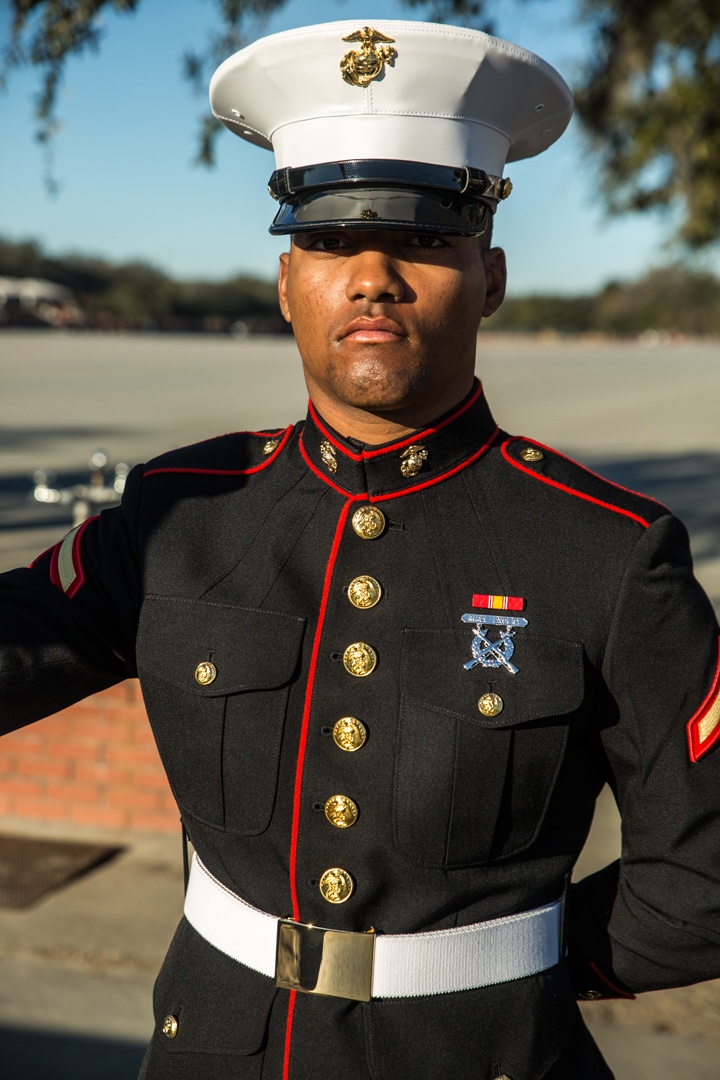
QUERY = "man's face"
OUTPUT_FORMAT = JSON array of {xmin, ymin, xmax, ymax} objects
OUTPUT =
[{"xmin": 277, "ymin": 227, "xmax": 506, "ymax": 423}]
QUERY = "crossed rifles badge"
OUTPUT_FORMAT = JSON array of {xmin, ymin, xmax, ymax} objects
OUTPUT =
[{"xmin": 462, "ymin": 594, "xmax": 528, "ymax": 675}]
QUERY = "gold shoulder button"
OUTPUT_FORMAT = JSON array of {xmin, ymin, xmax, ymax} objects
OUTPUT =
[{"xmin": 519, "ymin": 446, "xmax": 544, "ymax": 463}]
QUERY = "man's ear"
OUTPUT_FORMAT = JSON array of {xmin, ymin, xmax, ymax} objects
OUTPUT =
[
  {"xmin": 482, "ymin": 246, "xmax": 507, "ymax": 317},
  {"xmin": 278, "ymin": 251, "xmax": 291, "ymax": 323}
]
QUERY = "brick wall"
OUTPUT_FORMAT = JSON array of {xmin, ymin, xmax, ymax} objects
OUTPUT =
[{"xmin": 0, "ymin": 681, "xmax": 178, "ymax": 832}]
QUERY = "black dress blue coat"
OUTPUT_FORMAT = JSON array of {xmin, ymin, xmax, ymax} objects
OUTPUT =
[{"xmin": 2, "ymin": 382, "xmax": 720, "ymax": 1080}]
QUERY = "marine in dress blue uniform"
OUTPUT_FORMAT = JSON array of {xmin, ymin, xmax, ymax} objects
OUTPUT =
[{"xmin": 2, "ymin": 20, "xmax": 720, "ymax": 1080}]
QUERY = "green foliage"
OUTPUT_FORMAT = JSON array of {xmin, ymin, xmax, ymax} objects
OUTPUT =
[
  {"xmin": 4, "ymin": 0, "xmax": 720, "ymax": 245},
  {"xmin": 576, "ymin": 0, "xmax": 720, "ymax": 248},
  {"xmin": 489, "ymin": 264, "xmax": 720, "ymax": 336},
  {"xmin": 0, "ymin": 236, "xmax": 282, "ymax": 329}
]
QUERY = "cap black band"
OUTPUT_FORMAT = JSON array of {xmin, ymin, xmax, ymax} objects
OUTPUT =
[{"xmin": 268, "ymin": 159, "xmax": 511, "ymax": 203}]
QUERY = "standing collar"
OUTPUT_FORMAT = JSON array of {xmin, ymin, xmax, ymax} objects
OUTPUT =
[{"xmin": 299, "ymin": 380, "xmax": 499, "ymax": 499}]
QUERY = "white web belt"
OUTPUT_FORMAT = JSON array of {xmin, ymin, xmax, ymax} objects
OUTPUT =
[{"xmin": 184, "ymin": 854, "xmax": 562, "ymax": 1001}]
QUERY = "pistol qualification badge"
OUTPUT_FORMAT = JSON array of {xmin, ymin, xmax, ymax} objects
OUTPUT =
[
  {"xmin": 341, "ymin": 27, "xmax": 397, "ymax": 88},
  {"xmin": 462, "ymin": 594, "xmax": 528, "ymax": 675}
]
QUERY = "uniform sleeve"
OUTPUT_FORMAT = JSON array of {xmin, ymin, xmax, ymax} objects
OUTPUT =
[
  {"xmin": 568, "ymin": 513, "xmax": 720, "ymax": 997},
  {"xmin": 0, "ymin": 464, "xmax": 144, "ymax": 734}
]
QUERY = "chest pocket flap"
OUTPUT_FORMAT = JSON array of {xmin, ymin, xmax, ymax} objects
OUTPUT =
[
  {"xmin": 138, "ymin": 595, "xmax": 305, "ymax": 694},
  {"xmin": 396, "ymin": 629, "xmax": 585, "ymax": 869},
  {"xmin": 137, "ymin": 595, "xmax": 306, "ymax": 835},
  {"xmin": 403, "ymin": 628, "xmax": 584, "ymax": 726}
]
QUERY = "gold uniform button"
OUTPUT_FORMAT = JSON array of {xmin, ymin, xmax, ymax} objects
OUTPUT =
[
  {"xmin": 263, "ymin": 438, "xmax": 280, "ymax": 455},
  {"xmin": 319, "ymin": 867, "xmax": 354, "ymax": 904},
  {"xmin": 162, "ymin": 1015, "xmax": 179, "ymax": 1039},
  {"xmin": 343, "ymin": 642, "xmax": 377, "ymax": 677},
  {"xmin": 520, "ymin": 446, "xmax": 544, "ymax": 463},
  {"xmin": 347, "ymin": 575, "xmax": 382, "ymax": 609},
  {"xmin": 478, "ymin": 692, "xmax": 504, "ymax": 717},
  {"xmin": 194, "ymin": 661, "xmax": 217, "ymax": 686},
  {"xmin": 351, "ymin": 505, "xmax": 386, "ymax": 540},
  {"xmin": 578, "ymin": 989, "xmax": 603, "ymax": 1001},
  {"xmin": 333, "ymin": 716, "xmax": 367, "ymax": 751},
  {"xmin": 324, "ymin": 794, "xmax": 359, "ymax": 829}
]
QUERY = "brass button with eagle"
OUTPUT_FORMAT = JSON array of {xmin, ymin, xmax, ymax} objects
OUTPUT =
[
  {"xmin": 324, "ymin": 794, "xmax": 359, "ymax": 829},
  {"xmin": 333, "ymin": 716, "xmax": 367, "ymax": 752},
  {"xmin": 478, "ymin": 692, "xmax": 504, "ymax": 717},
  {"xmin": 263, "ymin": 438, "xmax": 280, "ymax": 455},
  {"xmin": 520, "ymin": 446, "xmax": 544, "ymax": 463},
  {"xmin": 400, "ymin": 443, "xmax": 428, "ymax": 477},
  {"xmin": 347, "ymin": 575, "xmax": 382, "ymax": 609},
  {"xmin": 351, "ymin": 505, "xmax": 386, "ymax": 540},
  {"xmin": 343, "ymin": 642, "xmax": 377, "ymax": 677},
  {"xmin": 194, "ymin": 661, "xmax": 217, "ymax": 686},
  {"xmin": 319, "ymin": 867, "xmax": 354, "ymax": 904},
  {"xmin": 162, "ymin": 1015, "xmax": 179, "ymax": 1039}
]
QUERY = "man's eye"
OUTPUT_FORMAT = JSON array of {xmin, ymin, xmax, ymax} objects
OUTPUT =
[
  {"xmin": 304, "ymin": 235, "xmax": 351, "ymax": 252},
  {"xmin": 406, "ymin": 235, "xmax": 448, "ymax": 250}
]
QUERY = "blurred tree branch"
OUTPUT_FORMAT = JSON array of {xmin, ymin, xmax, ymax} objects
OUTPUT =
[{"xmin": 3, "ymin": 0, "xmax": 720, "ymax": 248}]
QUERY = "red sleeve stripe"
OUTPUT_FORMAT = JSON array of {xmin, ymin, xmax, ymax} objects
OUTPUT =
[
  {"xmin": 49, "ymin": 516, "xmax": 96, "ymax": 598},
  {"xmin": 143, "ymin": 425, "xmax": 293, "ymax": 477},
  {"xmin": 308, "ymin": 380, "xmax": 485, "ymax": 461},
  {"xmin": 687, "ymin": 639, "xmax": 720, "ymax": 763},
  {"xmin": 501, "ymin": 439, "xmax": 651, "ymax": 529}
]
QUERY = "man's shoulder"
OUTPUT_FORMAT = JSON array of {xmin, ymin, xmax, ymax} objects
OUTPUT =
[
  {"xmin": 497, "ymin": 433, "xmax": 670, "ymax": 532},
  {"xmin": 141, "ymin": 425, "xmax": 294, "ymax": 479}
]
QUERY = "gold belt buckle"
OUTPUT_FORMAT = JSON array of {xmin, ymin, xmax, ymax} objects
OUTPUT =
[{"xmin": 275, "ymin": 919, "xmax": 375, "ymax": 1002}]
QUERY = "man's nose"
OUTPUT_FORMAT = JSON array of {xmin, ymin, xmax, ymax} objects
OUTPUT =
[{"xmin": 345, "ymin": 249, "xmax": 405, "ymax": 303}]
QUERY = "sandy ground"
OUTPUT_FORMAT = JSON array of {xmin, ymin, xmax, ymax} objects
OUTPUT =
[{"xmin": 1, "ymin": 330, "xmax": 720, "ymax": 1078}]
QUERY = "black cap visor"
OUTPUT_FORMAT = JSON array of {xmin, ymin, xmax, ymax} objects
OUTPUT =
[{"xmin": 269, "ymin": 188, "xmax": 491, "ymax": 236}]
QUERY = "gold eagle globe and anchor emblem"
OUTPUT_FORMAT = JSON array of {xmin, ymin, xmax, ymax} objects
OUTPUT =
[{"xmin": 340, "ymin": 27, "xmax": 397, "ymax": 88}]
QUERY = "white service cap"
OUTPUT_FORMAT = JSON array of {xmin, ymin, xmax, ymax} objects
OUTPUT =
[{"xmin": 210, "ymin": 20, "xmax": 573, "ymax": 234}]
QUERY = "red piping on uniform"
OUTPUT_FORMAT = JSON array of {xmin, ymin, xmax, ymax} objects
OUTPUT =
[
  {"xmin": 301, "ymin": 426, "xmax": 499, "ymax": 499},
  {"xmin": 522, "ymin": 437, "xmax": 667, "ymax": 510},
  {"xmin": 687, "ymin": 638, "xmax": 720, "ymax": 763},
  {"xmin": 49, "ymin": 516, "xmax": 97, "ymax": 597},
  {"xmin": 309, "ymin": 380, "xmax": 484, "ymax": 460},
  {"xmin": 372, "ymin": 427, "xmax": 499, "ymax": 502},
  {"xmin": 142, "ymin": 425, "xmax": 293, "ymax": 477},
  {"xmin": 283, "ymin": 495, "xmax": 363, "ymax": 1080},
  {"xmin": 282, "ymin": 990, "xmax": 297, "ymax": 1080},
  {"xmin": 298, "ymin": 434, "xmax": 358, "ymax": 496},
  {"xmin": 588, "ymin": 961, "xmax": 636, "ymax": 999},
  {"xmin": 501, "ymin": 439, "xmax": 651, "ymax": 529}
]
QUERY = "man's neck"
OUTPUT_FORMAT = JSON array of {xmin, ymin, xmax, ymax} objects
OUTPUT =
[{"xmin": 307, "ymin": 378, "xmax": 477, "ymax": 446}]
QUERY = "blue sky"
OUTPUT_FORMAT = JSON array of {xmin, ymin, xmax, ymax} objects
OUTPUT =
[{"xmin": 2, "ymin": 0, "xmax": 718, "ymax": 295}]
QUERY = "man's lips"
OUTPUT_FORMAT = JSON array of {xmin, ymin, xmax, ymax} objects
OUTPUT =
[{"xmin": 339, "ymin": 317, "xmax": 407, "ymax": 343}]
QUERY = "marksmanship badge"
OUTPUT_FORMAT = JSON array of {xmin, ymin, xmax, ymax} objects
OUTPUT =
[
  {"xmin": 462, "ymin": 613, "xmax": 528, "ymax": 675},
  {"xmin": 341, "ymin": 27, "xmax": 397, "ymax": 88}
]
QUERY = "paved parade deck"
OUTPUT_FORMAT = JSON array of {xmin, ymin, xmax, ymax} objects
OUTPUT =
[{"xmin": 1, "ymin": 330, "xmax": 720, "ymax": 1077}]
